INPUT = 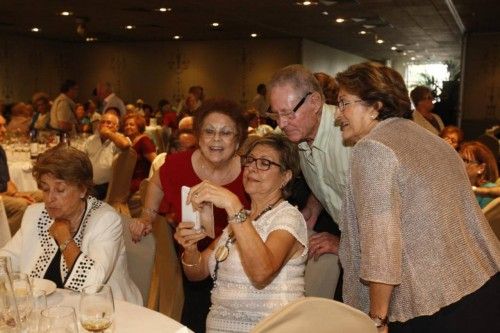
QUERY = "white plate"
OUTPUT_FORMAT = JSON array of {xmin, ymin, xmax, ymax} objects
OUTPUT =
[{"xmin": 31, "ymin": 278, "xmax": 57, "ymax": 295}]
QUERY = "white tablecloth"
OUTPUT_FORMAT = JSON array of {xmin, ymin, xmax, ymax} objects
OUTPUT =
[
  {"xmin": 48, "ymin": 289, "xmax": 192, "ymax": 333},
  {"xmin": 7, "ymin": 160, "xmax": 38, "ymax": 192}
]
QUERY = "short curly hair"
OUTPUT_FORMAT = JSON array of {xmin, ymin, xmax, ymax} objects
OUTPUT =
[
  {"xmin": 240, "ymin": 133, "xmax": 300, "ymax": 199},
  {"xmin": 193, "ymin": 98, "xmax": 248, "ymax": 148},
  {"xmin": 335, "ymin": 62, "xmax": 412, "ymax": 120}
]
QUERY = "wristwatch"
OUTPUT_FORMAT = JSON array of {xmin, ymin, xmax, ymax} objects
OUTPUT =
[
  {"xmin": 227, "ymin": 208, "xmax": 248, "ymax": 224},
  {"xmin": 59, "ymin": 239, "xmax": 72, "ymax": 252},
  {"xmin": 369, "ymin": 312, "xmax": 388, "ymax": 328}
]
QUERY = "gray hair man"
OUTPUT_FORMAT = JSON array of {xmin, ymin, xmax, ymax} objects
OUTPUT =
[{"xmin": 268, "ymin": 64, "xmax": 350, "ymax": 299}]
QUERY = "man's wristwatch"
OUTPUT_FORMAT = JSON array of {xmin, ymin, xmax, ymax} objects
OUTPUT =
[
  {"xmin": 369, "ymin": 312, "xmax": 388, "ymax": 328},
  {"xmin": 59, "ymin": 239, "xmax": 72, "ymax": 252},
  {"xmin": 227, "ymin": 208, "xmax": 248, "ymax": 224}
]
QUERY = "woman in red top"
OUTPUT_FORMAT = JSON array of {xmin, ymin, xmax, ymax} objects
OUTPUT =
[
  {"xmin": 123, "ymin": 113, "xmax": 157, "ymax": 194},
  {"xmin": 130, "ymin": 98, "xmax": 249, "ymax": 332}
]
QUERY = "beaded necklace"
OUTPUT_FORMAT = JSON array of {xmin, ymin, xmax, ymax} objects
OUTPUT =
[{"xmin": 212, "ymin": 197, "xmax": 282, "ymax": 282}]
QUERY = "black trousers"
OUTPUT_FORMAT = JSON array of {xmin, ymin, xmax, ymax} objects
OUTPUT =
[
  {"xmin": 180, "ymin": 275, "xmax": 213, "ymax": 333},
  {"xmin": 389, "ymin": 273, "xmax": 500, "ymax": 333}
]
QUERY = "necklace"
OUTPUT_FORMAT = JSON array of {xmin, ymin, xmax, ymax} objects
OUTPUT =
[{"xmin": 212, "ymin": 197, "xmax": 283, "ymax": 282}]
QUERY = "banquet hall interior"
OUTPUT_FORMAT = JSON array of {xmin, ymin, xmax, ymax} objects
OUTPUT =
[{"xmin": 0, "ymin": 0, "xmax": 499, "ymax": 332}]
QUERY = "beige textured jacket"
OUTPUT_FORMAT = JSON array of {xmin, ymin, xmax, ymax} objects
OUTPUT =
[{"xmin": 339, "ymin": 118, "xmax": 500, "ymax": 323}]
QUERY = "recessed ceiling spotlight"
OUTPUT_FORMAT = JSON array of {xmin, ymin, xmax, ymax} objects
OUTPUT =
[
  {"xmin": 376, "ymin": 39, "xmax": 384, "ymax": 44},
  {"xmin": 391, "ymin": 46, "xmax": 397, "ymax": 51},
  {"xmin": 322, "ymin": 11, "xmax": 329, "ymax": 16},
  {"xmin": 251, "ymin": 33, "xmax": 258, "ymax": 38},
  {"xmin": 86, "ymin": 37, "xmax": 97, "ymax": 42},
  {"xmin": 211, "ymin": 22, "xmax": 220, "ymax": 27},
  {"xmin": 296, "ymin": 1, "xmax": 318, "ymax": 5},
  {"xmin": 410, "ymin": 56, "xmax": 416, "ymax": 61},
  {"xmin": 359, "ymin": 30, "xmax": 367, "ymax": 35},
  {"xmin": 60, "ymin": 11, "xmax": 73, "ymax": 16},
  {"xmin": 335, "ymin": 18, "xmax": 345, "ymax": 23},
  {"xmin": 158, "ymin": 7, "xmax": 172, "ymax": 12},
  {"xmin": 173, "ymin": 35, "xmax": 181, "ymax": 40},
  {"xmin": 403, "ymin": 52, "xmax": 407, "ymax": 56},
  {"xmin": 31, "ymin": 27, "xmax": 40, "ymax": 32},
  {"xmin": 125, "ymin": 25, "xmax": 135, "ymax": 30}
]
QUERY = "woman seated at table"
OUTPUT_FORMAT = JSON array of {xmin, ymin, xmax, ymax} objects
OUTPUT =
[
  {"xmin": 0, "ymin": 145, "xmax": 142, "ymax": 305},
  {"xmin": 335, "ymin": 62, "xmax": 499, "ymax": 333},
  {"xmin": 123, "ymin": 113, "xmax": 157, "ymax": 194},
  {"xmin": 459, "ymin": 140, "xmax": 499, "ymax": 208},
  {"xmin": 175, "ymin": 133, "xmax": 308, "ymax": 333}
]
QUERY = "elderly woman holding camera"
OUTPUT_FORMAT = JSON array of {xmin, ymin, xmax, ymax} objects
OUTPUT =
[
  {"xmin": 0, "ymin": 146, "xmax": 142, "ymax": 304},
  {"xmin": 335, "ymin": 62, "xmax": 499, "ymax": 333},
  {"xmin": 175, "ymin": 133, "xmax": 308, "ymax": 332}
]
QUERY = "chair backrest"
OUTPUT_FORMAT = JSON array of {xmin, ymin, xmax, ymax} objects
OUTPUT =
[
  {"xmin": 483, "ymin": 197, "xmax": 500, "ymax": 239},
  {"xmin": 120, "ymin": 214, "xmax": 156, "ymax": 306},
  {"xmin": 251, "ymin": 297, "xmax": 377, "ymax": 333},
  {"xmin": 0, "ymin": 196, "xmax": 11, "ymax": 247},
  {"xmin": 154, "ymin": 127, "xmax": 172, "ymax": 154},
  {"xmin": 105, "ymin": 147, "xmax": 137, "ymax": 205},
  {"xmin": 148, "ymin": 153, "xmax": 167, "ymax": 179},
  {"xmin": 147, "ymin": 215, "xmax": 184, "ymax": 321}
]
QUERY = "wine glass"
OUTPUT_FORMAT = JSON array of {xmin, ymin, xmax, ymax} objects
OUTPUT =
[
  {"xmin": 11, "ymin": 272, "xmax": 33, "ymax": 325},
  {"xmin": 79, "ymin": 284, "xmax": 115, "ymax": 332},
  {"xmin": 27, "ymin": 289, "xmax": 46, "ymax": 333},
  {"xmin": 39, "ymin": 306, "xmax": 78, "ymax": 333},
  {"xmin": 0, "ymin": 259, "xmax": 22, "ymax": 332}
]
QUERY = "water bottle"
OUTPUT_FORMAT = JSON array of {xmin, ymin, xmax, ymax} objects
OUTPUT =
[
  {"xmin": 60, "ymin": 132, "xmax": 70, "ymax": 147},
  {"xmin": 29, "ymin": 130, "xmax": 38, "ymax": 160}
]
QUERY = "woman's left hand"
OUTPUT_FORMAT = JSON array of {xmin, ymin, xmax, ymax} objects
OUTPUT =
[
  {"xmin": 49, "ymin": 219, "xmax": 72, "ymax": 244},
  {"xmin": 188, "ymin": 180, "xmax": 242, "ymax": 215}
]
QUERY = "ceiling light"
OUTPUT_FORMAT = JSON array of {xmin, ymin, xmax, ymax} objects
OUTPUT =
[
  {"xmin": 86, "ymin": 37, "xmax": 97, "ymax": 42},
  {"xmin": 173, "ymin": 35, "xmax": 181, "ymax": 40},
  {"xmin": 376, "ymin": 39, "xmax": 384, "ymax": 44},
  {"xmin": 411, "ymin": 56, "xmax": 416, "ymax": 61},
  {"xmin": 211, "ymin": 22, "xmax": 220, "ymax": 27},
  {"xmin": 296, "ymin": 0, "xmax": 318, "ymax": 5},
  {"xmin": 31, "ymin": 27, "xmax": 40, "ymax": 32},
  {"xmin": 391, "ymin": 46, "xmax": 397, "ymax": 51},
  {"xmin": 403, "ymin": 52, "xmax": 407, "ymax": 56},
  {"xmin": 335, "ymin": 18, "xmax": 345, "ymax": 23},
  {"xmin": 322, "ymin": 11, "xmax": 329, "ymax": 16},
  {"xmin": 359, "ymin": 30, "xmax": 367, "ymax": 35},
  {"xmin": 125, "ymin": 25, "xmax": 135, "ymax": 30},
  {"xmin": 251, "ymin": 33, "xmax": 258, "ymax": 38},
  {"xmin": 60, "ymin": 11, "xmax": 72, "ymax": 16},
  {"xmin": 158, "ymin": 7, "xmax": 171, "ymax": 12}
]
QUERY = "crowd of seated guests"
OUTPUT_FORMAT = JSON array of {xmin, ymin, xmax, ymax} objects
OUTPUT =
[{"xmin": 0, "ymin": 69, "xmax": 498, "ymax": 333}]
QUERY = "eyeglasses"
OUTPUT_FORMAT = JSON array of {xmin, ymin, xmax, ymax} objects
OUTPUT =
[
  {"xmin": 337, "ymin": 99, "xmax": 364, "ymax": 112},
  {"xmin": 241, "ymin": 155, "xmax": 281, "ymax": 171},
  {"xmin": 201, "ymin": 127, "xmax": 236, "ymax": 140},
  {"xmin": 268, "ymin": 92, "xmax": 312, "ymax": 121}
]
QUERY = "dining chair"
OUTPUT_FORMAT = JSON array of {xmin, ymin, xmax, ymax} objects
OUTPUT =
[
  {"xmin": 105, "ymin": 147, "xmax": 138, "ymax": 217},
  {"xmin": 0, "ymin": 196, "xmax": 11, "ymax": 247},
  {"xmin": 154, "ymin": 127, "xmax": 172, "ymax": 154},
  {"xmin": 251, "ymin": 297, "xmax": 377, "ymax": 333},
  {"xmin": 147, "ymin": 215, "xmax": 185, "ymax": 321},
  {"xmin": 120, "ymin": 214, "xmax": 156, "ymax": 306},
  {"xmin": 483, "ymin": 197, "xmax": 500, "ymax": 240}
]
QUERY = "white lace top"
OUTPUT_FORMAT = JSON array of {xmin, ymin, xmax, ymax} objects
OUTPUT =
[{"xmin": 206, "ymin": 201, "xmax": 308, "ymax": 333}]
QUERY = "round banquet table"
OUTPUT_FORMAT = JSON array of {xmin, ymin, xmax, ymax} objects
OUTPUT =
[
  {"xmin": 47, "ymin": 289, "xmax": 193, "ymax": 333},
  {"xmin": 7, "ymin": 160, "xmax": 38, "ymax": 192}
]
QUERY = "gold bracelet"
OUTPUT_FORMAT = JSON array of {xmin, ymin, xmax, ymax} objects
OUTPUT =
[{"xmin": 181, "ymin": 251, "xmax": 201, "ymax": 267}]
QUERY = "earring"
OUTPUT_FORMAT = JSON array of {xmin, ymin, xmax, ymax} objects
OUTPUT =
[{"xmin": 370, "ymin": 114, "xmax": 377, "ymax": 119}]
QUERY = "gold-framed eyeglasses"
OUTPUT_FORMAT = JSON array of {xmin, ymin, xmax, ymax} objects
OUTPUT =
[
  {"xmin": 267, "ymin": 92, "xmax": 312, "ymax": 121},
  {"xmin": 338, "ymin": 99, "xmax": 364, "ymax": 112},
  {"xmin": 241, "ymin": 155, "xmax": 281, "ymax": 171},
  {"xmin": 201, "ymin": 127, "xmax": 236, "ymax": 140}
]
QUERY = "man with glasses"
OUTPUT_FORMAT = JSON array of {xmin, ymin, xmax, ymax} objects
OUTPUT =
[
  {"xmin": 84, "ymin": 109, "xmax": 131, "ymax": 200},
  {"xmin": 268, "ymin": 64, "xmax": 350, "ymax": 299}
]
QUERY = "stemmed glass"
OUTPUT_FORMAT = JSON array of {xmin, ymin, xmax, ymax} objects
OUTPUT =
[
  {"xmin": 0, "ymin": 258, "xmax": 21, "ymax": 332},
  {"xmin": 39, "ymin": 306, "xmax": 78, "ymax": 333},
  {"xmin": 27, "ymin": 289, "xmax": 46, "ymax": 333},
  {"xmin": 79, "ymin": 284, "xmax": 115, "ymax": 332}
]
